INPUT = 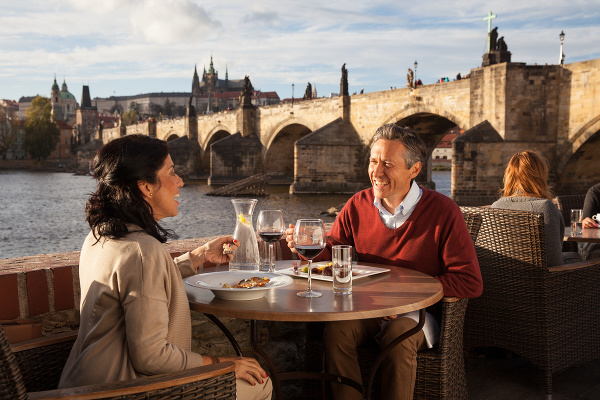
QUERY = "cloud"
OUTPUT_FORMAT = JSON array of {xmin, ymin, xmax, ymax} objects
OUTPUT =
[{"xmin": 131, "ymin": 0, "xmax": 221, "ymax": 45}]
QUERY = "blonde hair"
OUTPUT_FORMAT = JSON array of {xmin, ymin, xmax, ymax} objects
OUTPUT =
[{"xmin": 500, "ymin": 150, "xmax": 553, "ymax": 200}]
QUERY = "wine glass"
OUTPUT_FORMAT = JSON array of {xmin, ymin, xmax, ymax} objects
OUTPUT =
[
  {"xmin": 293, "ymin": 219, "xmax": 326, "ymax": 298},
  {"xmin": 256, "ymin": 210, "xmax": 285, "ymax": 272}
]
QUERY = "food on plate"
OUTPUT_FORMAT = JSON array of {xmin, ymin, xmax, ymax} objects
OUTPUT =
[
  {"xmin": 222, "ymin": 276, "xmax": 270, "ymax": 289},
  {"xmin": 301, "ymin": 262, "xmax": 333, "ymax": 276}
]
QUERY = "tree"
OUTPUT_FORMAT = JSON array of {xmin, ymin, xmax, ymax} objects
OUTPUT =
[
  {"xmin": 121, "ymin": 110, "xmax": 139, "ymax": 126},
  {"xmin": 149, "ymin": 102, "xmax": 163, "ymax": 117},
  {"xmin": 0, "ymin": 106, "xmax": 17, "ymax": 160},
  {"xmin": 163, "ymin": 98, "xmax": 174, "ymax": 118},
  {"xmin": 23, "ymin": 96, "xmax": 60, "ymax": 161}
]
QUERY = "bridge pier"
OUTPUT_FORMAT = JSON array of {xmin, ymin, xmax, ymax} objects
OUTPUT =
[{"xmin": 290, "ymin": 118, "xmax": 368, "ymax": 194}]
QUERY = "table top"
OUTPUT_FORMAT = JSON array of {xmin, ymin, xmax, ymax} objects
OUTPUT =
[
  {"xmin": 564, "ymin": 226, "xmax": 600, "ymax": 243},
  {"xmin": 185, "ymin": 260, "xmax": 444, "ymax": 322}
]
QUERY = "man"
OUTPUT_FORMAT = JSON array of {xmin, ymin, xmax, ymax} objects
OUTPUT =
[{"xmin": 286, "ymin": 124, "xmax": 482, "ymax": 400}]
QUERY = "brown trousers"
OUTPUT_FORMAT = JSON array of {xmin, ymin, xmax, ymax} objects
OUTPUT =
[{"xmin": 324, "ymin": 317, "xmax": 427, "ymax": 400}]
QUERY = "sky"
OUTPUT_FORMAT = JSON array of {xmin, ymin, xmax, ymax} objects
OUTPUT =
[{"xmin": 1, "ymin": 1, "xmax": 599, "ymax": 103}]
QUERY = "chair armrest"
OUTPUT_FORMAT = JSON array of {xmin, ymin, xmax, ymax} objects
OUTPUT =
[
  {"xmin": 442, "ymin": 296, "xmax": 460, "ymax": 303},
  {"xmin": 28, "ymin": 361, "xmax": 236, "ymax": 400},
  {"xmin": 11, "ymin": 330, "xmax": 77, "ymax": 353},
  {"xmin": 548, "ymin": 258, "xmax": 600, "ymax": 273}
]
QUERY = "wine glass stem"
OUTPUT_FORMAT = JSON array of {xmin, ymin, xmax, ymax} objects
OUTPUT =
[
  {"xmin": 268, "ymin": 242, "xmax": 274, "ymax": 272},
  {"xmin": 307, "ymin": 260, "xmax": 313, "ymax": 292}
]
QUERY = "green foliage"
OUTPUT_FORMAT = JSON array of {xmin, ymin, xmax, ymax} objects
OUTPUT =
[
  {"xmin": 129, "ymin": 101, "xmax": 140, "ymax": 114},
  {"xmin": 163, "ymin": 98, "xmax": 174, "ymax": 117},
  {"xmin": 23, "ymin": 96, "xmax": 60, "ymax": 161},
  {"xmin": 121, "ymin": 110, "xmax": 139, "ymax": 126},
  {"xmin": 149, "ymin": 102, "xmax": 163, "ymax": 117},
  {"xmin": 0, "ymin": 106, "xmax": 17, "ymax": 159}
]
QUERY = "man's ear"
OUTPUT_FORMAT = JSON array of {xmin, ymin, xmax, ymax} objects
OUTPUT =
[{"xmin": 409, "ymin": 161, "xmax": 422, "ymax": 179}]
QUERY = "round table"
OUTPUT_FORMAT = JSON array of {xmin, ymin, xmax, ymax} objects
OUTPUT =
[{"xmin": 185, "ymin": 260, "xmax": 444, "ymax": 400}]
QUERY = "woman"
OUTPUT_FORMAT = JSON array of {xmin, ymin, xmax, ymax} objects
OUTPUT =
[
  {"xmin": 59, "ymin": 134, "xmax": 272, "ymax": 400},
  {"xmin": 491, "ymin": 150, "xmax": 579, "ymax": 266}
]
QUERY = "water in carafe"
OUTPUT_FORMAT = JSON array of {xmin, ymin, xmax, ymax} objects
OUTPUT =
[{"xmin": 229, "ymin": 199, "xmax": 260, "ymax": 271}]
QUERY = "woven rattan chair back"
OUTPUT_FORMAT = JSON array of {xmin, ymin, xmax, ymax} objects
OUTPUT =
[
  {"xmin": 1, "ymin": 324, "xmax": 237, "ymax": 400},
  {"xmin": 464, "ymin": 207, "xmax": 600, "ymax": 398},
  {"xmin": 0, "ymin": 324, "xmax": 27, "ymax": 400}
]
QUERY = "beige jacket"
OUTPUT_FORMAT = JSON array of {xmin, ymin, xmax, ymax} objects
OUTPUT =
[{"xmin": 59, "ymin": 228, "xmax": 203, "ymax": 388}]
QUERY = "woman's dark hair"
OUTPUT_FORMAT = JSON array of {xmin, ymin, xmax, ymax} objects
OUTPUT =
[{"xmin": 86, "ymin": 134, "xmax": 175, "ymax": 243}]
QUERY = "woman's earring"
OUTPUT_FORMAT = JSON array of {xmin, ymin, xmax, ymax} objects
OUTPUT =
[{"xmin": 150, "ymin": 193, "xmax": 153, "ymax": 196}]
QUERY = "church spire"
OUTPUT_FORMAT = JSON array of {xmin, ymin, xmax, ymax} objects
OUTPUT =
[{"xmin": 225, "ymin": 65, "xmax": 228, "ymax": 81}]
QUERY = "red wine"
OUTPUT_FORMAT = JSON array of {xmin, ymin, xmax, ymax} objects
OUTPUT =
[
  {"xmin": 259, "ymin": 231, "xmax": 283, "ymax": 243},
  {"xmin": 295, "ymin": 245, "xmax": 325, "ymax": 259}
]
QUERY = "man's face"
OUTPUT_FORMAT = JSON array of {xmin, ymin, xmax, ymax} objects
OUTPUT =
[{"xmin": 368, "ymin": 139, "xmax": 421, "ymax": 212}]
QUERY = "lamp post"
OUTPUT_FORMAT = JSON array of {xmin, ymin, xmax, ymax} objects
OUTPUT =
[
  {"xmin": 414, "ymin": 60, "xmax": 418, "ymax": 88},
  {"xmin": 559, "ymin": 31, "xmax": 565, "ymax": 66},
  {"xmin": 292, "ymin": 83, "xmax": 295, "ymax": 105}
]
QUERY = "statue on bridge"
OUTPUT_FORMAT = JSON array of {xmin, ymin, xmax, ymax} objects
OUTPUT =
[
  {"xmin": 407, "ymin": 68, "xmax": 414, "ymax": 88},
  {"xmin": 340, "ymin": 63, "xmax": 349, "ymax": 96},
  {"xmin": 187, "ymin": 95, "xmax": 196, "ymax": 117},
  {"xmin": 239, "ymin": 75, "xmax": 254, "ymax": 108},
  {"xmin": 303, "ymin": 82, "xmax": 313, "ymax": 100},
  {"xmin": 489, "ymin": 27, "xmax": 498, "ymax": 51},
  {"xmin": 497, "ymin": 36, "xmax": 507, "ymax": 51}
]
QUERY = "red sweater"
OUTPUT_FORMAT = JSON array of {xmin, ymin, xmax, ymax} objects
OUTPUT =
[{"xmin": 325, "ymin": 188, "xmax": 482, "ymax": 298}]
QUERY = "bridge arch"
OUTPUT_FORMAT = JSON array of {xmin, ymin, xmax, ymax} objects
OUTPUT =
[
  {"xmin": 201, "ymin": 127, "xmax": 232, "ymax": 172},
  {"xmin": 263, "ymin": 119, "xmax": 313, "ymax": 182},
  {"xmin": 165, "ymin": 133, "xmax": 180, "ymax": 142},
  {"xmin": 555, "ymin": 114, "xmax": 600, "ymax": 194},
  {"xmin": 369, "ymin": 106, "xmax": 466, "ymax": 187}
]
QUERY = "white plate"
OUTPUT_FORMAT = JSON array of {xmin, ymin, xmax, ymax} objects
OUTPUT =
[
  {"xmin": 185, "ymin": 271, "xmax": 293, "ymax": 300},
  {"xmin": 278, "ymin": 262, "xmax": 390, "ymax": 282}
]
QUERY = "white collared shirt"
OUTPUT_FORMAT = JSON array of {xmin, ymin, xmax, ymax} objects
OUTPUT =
[
  {"xmin": 372, "ymin": 180, "xmax": 439, "ymax": 347},
  {"xmin": 373, "ymin": 180, "xmax": 423, "ymax": 229}
]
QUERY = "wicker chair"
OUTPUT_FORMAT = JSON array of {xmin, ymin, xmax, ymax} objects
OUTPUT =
[
  {"xmin": 555, "ymin": 194, "xmax": 586, "ymax": 252},
  {"xmin": 463, "ymin": 207, "xmax": 600, "ymax": 399},
  {"xmin": 555, "ymin": 194, "xmax": 586, "ymax": 227},
  {"xmin": 0, "ymin": 324, "xmax": 237, "ymax": 400}
]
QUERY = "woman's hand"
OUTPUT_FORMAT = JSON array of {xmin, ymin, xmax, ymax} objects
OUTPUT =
[
  {"xmin": 285, "ymin": 224, "xmax": 297, "ymax": 253},
  {"xmin": 189, "ymin": 236, "xmax": 239, "ymax": 269},
  {"xmin": 217, "ymin": 356, "xmax": 268, "ymax": 385},
  {"xmin": 583, "ymin": 217, "xmax": 598, "ymax": 229},
  {"xmin": 381, "ymin": 314, "xmax": 399, "ymax": 321}
]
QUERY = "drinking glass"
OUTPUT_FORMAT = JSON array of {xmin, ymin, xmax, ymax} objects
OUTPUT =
[
  {"xmin": 571, "ymin": 209, "xmax": 583, "ymax": 235},
  {"xmin": 293, "ymin": 219, "xmax": 326, "ymax": 298},
  {"xmin": 256, "ymin": 210, "xmax": 285, "ymax": 272},
  {"xmin": 332, "ymin": 245, "xmax": 353, "ymax": 296}
]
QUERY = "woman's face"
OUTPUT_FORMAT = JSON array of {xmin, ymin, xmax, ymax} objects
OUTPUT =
[{"xmin": 145, "ymin": 155, "xmax": 184, "ymax": 221}]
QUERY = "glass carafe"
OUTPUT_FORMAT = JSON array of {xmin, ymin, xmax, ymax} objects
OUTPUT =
[{"xmin": 229, "ymin": 199, "xmax": 260, "ymax": 271}]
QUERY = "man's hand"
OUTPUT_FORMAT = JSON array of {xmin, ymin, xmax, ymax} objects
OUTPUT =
[
  {"xmin": 381, "ymin": 314, "xmax": 399, "ymax": 321},
  {"xmin": 285, "ymin": 224, "xmax": 297, "ymax": 253}
]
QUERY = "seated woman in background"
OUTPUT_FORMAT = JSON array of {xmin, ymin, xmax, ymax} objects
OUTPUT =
[
  {"xmin": 491, "ymin": 150, "xmax": 580, "ymax": 266},
  {"xmin": 580, "ymin": 182, "xmax": 600, "ymax": 260},
  {"xmin": 59, "ymin": 134, "xmax": 272, "ymax": 400}
]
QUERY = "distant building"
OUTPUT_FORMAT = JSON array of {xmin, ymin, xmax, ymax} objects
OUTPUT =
[
  {"xmin": 5, "ymin": 119, "xmax": 27, "ymax": 160},
  {"xmin": 49, "ymin": 120, "xmax": 73, "ymax": 160},
  {"xmin": 432, "ymin": 127, "xmax": 463, "ymax": 167},
  {"xmin": 92, "ymin": 57, "xmax": 280, "ymax": 115},
  {"xmin": 50, "ymin": 76, "xmax": 78, "ymax": 125},
  {"xmin": 76, "ymin": 85, "xmax": 98, "ymax": 144}
]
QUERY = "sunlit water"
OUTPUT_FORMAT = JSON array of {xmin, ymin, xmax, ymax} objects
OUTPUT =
[{"xmin": 0, "ymin": 170, "xmax": 451, "ymax": 259}]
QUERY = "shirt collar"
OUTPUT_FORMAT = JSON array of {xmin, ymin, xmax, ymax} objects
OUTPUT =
[{"xmin": 373, "ymin": 180, "xmax": 421, "ymax": 216}]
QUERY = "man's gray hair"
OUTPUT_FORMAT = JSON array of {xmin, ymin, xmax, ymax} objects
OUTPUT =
[{"xmin": 371, "ymin": 124, "xmax": 426, "ymax": 168}]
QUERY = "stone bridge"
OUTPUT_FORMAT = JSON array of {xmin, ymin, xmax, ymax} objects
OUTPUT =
[{"xmin": 102, "ymin": 58, "xmax": 600, "ymax": 205}]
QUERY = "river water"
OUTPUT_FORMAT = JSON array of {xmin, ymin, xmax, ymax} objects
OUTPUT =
[{"xmin": 0, "ymin": 170, "xmax": 451, "ymax": 259}]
